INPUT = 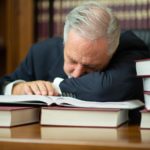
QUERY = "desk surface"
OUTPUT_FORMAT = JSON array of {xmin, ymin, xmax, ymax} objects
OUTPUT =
[{"xmin": 0, "ymin": 123, "xmax": 150, "ymax": 150}]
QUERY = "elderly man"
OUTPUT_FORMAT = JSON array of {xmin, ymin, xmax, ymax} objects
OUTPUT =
[{"xmin": 0, "ymin": 2, "xmax": 148, "ymax": 104}]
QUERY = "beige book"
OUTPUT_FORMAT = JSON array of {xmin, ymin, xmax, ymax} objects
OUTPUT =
[{"xmin": 0, "ymin": 106, "xmax": 40, "ymax": 127}]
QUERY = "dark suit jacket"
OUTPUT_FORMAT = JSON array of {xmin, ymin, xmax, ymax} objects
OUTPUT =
[{"xmin": 0, "ymin": 31, "xmax": 149, "ymax": 102}]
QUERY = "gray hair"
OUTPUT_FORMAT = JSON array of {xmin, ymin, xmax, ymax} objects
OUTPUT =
[{"xmin": 63, "ymin": 1, "xmax": 120, "ymax": 56}]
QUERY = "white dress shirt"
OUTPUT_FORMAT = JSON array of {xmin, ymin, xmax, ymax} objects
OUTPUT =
[{"xmin": 3, "ymin": 77, "xmax": 64, "ymax": 95}]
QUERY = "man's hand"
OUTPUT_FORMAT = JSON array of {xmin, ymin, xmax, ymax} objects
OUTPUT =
[{"xmin": 12, "ymin": 80, "xmax": 59, "ymax": 96}]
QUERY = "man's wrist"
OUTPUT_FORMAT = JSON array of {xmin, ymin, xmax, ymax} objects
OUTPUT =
[
  {"xmin": 52, "ymin": 77, "xmax": 64, "ymax": 94},
  {"xmin": 4, "ymin": 80, "xmax": 25, "ymax": 95}
]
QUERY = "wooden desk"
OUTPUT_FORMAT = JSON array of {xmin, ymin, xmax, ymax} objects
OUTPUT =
[{"xmin": 0, "ymin": 123, "xmax": 150, "ymax": 150}]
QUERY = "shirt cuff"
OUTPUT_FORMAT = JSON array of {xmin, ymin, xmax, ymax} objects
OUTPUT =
[
  {"xmin": 52, "ymin": 77, "xmax": 64, "ymax": 94},
  {"xmin": 4, "ymin": 80, "xmax": 25, "ymax": 95}
]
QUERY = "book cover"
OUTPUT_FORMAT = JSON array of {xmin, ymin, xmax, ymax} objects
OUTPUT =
[
  {"xmin": 40, "ymin": 106, "xmax": 128, "ymax": 128},
  {"xmin": 0, "ymin": 106, "xmax": 40, "ymax": 127},
  {"xmin": 140, "ymin": 109, "xmax": 150, "ymax": 129}
]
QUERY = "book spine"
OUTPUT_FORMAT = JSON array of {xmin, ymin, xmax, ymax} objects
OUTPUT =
[{"xmin": 36, "ymin": 0, "xmax": 50, "ymax": 41}]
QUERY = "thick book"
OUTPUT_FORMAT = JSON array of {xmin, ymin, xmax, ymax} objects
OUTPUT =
[
  {"xmin": 144, "ymin": 91, "xmax": 150, "ymax": 110},
  {"xmin": 136, "ymin": 59, "xmax": 150, "ymax": 76},
  {"xmin": 0, "ymin": 106, "xmax": 40, "ymax": 127},
  {"xmin": 140, "ymin": 109, "xmax": 150, "ymax": 129},
  {"xmin": 0, "ymin": 95, "xmax": 144, "ymax": 109},
  {"xmin": 143, "ymin": 77, "xmax": 150, "ymax": 91},
  {"xmin": 40, "ymin": 106, "xmax": 128, "ymax": 127}
]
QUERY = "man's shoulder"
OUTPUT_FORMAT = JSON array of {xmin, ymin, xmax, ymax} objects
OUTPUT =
[
  {"xmin": 32, "ymin": 37, "xmax": 63, "ymax": 49},
  {"xmin": 120, "ymin": 30, "xmax": 142, "ymax": 45},
  {"xmin": 29, "ymin": 37, "xmax": 64, "ymax": 56},
  {"xmin": 118, "ymin": 30, "xmax": 149, "ymax": 51}
]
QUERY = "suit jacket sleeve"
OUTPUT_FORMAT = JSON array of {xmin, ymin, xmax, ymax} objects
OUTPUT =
[
  {"xmin": 59, "ymin": 31, "xmax": 149, "ymax": 102},
  {"xmin": 0, "ymin": 37, "xmax": 65, "ymax": 94},
  {"xmin": 0, "ymin": 45, "xmax": 35, "ymax": 94}
]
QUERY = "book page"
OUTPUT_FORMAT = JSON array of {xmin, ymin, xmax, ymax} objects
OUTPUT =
[
  {"xmin": 50, "ymin": 96, "xmax": 144, "ymax": 109},
  {"xmin": 0, "ymin": 95, "xmax": 53, "ymax": 105},
  {"xmin": 0, "ymin": 95, "xmax": 144, "ymax": 109}
]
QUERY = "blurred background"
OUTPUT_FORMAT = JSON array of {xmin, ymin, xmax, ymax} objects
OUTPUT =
[{"xmin": 0, "ymin": 0, "xmax": 149, "ymax": 77}]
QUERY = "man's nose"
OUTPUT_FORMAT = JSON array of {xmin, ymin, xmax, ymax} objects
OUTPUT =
[{"xmin": 71, "ymin": 64, "xmax": 85, "ymax": 78}]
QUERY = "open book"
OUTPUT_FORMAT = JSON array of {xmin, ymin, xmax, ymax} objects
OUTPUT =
[{"xmin": 0, "ymin": 95, "xmax": 144, "ymax": 109}]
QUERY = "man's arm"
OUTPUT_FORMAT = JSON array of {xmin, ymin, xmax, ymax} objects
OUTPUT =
[
  {"xmin": 0, "ymin": 37, "xmax": 65, "ymax": 95},
  {"xmin": 59, "ymin": 31, "xmax": 149, "ymax": 102}
]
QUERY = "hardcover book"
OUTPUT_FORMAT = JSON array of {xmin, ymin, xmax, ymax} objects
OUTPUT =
[
  {"xmin": 143, "ymin": 77, "xmax": 150, "ymax": 91},
  {"xmin": 40, "ymin": 106, "xmax": 128, "ymax": 128},
  {"xmin": 144, "ymin": 91, "xmax": 150, "ymax": 110},
  {"xmin": 0, "ymin": 106, "xmax": 40, "ymax": 127}
]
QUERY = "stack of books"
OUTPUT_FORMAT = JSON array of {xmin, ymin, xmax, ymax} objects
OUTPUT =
[
  {"xmin": 136, "ymin": 58, "xmax": 150, "ymax": 128},
  {"xmin": 0, "ymin": 95, "xmax": 144, "ymax": 128}
]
